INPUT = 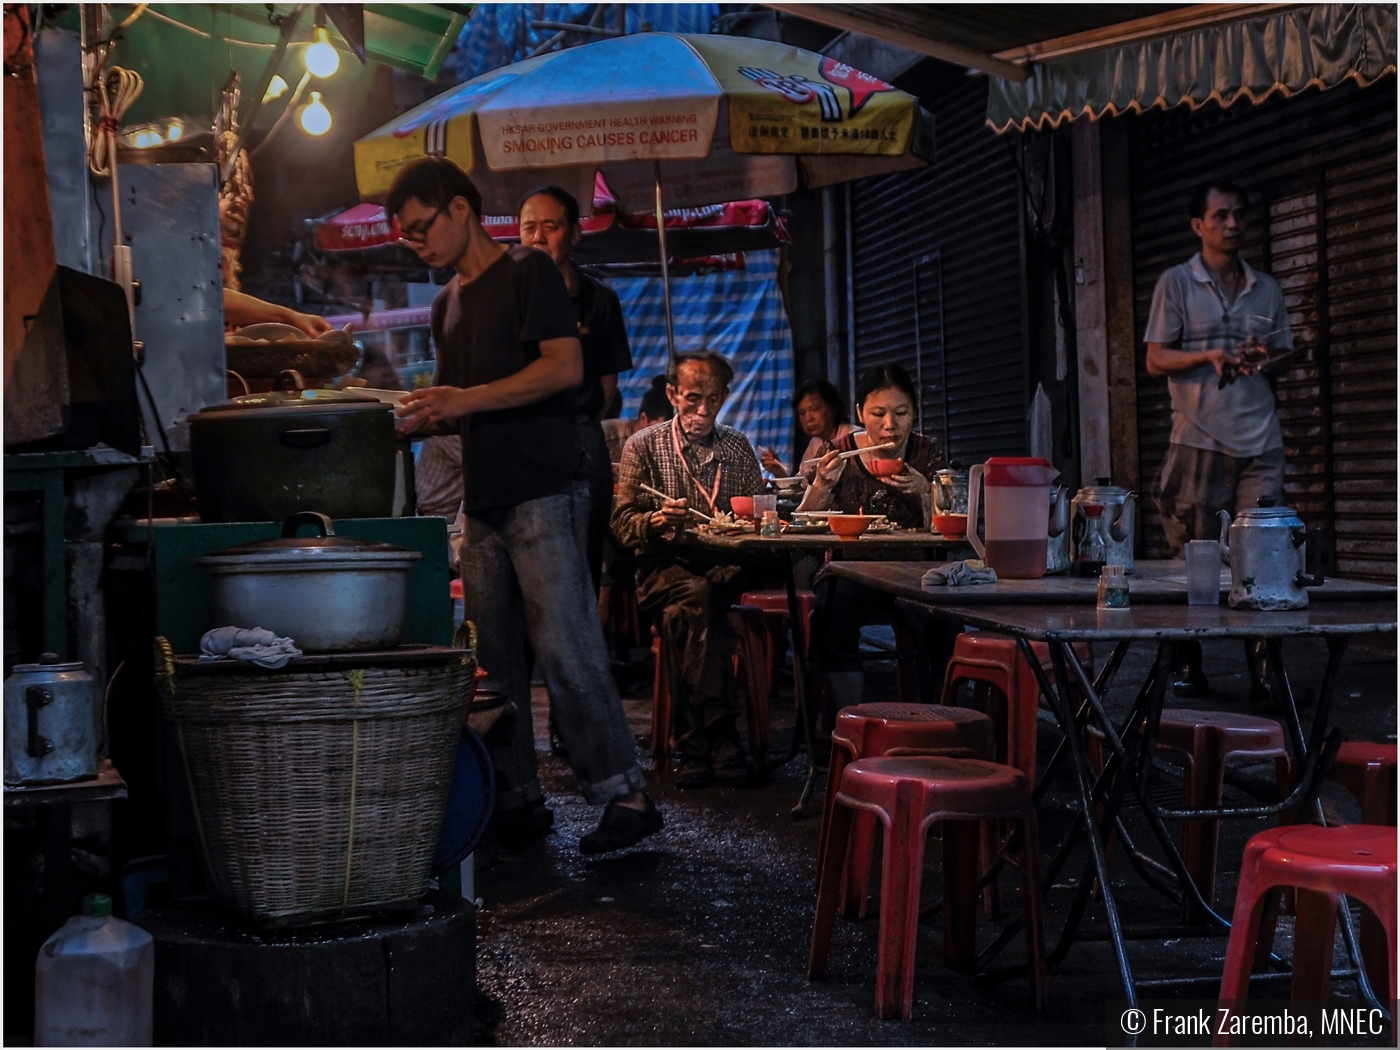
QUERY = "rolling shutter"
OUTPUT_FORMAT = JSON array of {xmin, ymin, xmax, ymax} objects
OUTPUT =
[
  {"xmin": 848, "ymin": 77, "xmax": 1028, "ymax": 465},
  {"xmin": 1128, "ymin": 78, "xmax": 1396, "ymax": 580}
]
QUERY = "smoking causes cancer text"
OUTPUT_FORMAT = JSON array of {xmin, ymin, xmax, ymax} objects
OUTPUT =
[{"xmin": 499, "ymin": 112, "xmax": 701, "ymax": 154}]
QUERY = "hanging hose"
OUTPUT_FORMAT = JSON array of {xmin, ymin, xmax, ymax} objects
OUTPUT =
[{"xmin": 87, "ymin": 66, "xmax": 143, "ymax": 178}]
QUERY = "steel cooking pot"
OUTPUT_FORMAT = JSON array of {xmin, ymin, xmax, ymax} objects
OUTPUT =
[
  {"xmin": 1217, "ymin": 497, "xmax": 1324, "ymax": 610},
  {"xmin": 195, "ymin": 512, "xmax": 422, "ymax": 651},
  {"xmin": 1071, "ymin": 478, "xmax": 1137, "ymax": 574},
  {"xmin": 4, "ymin": 654, "xmax": 97, "ymax": 786},
  {"xmin": 189, "ymin": 383, "xmax": 398, "ymax": 523}
]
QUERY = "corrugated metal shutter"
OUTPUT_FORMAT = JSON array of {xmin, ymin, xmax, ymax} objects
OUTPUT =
[
  {"xmin": 1128, "ymin": 78, "xmax": 1396, "ymax": 580},
  {"xmin": 849, "ymin": 78, "xmax": 1027, "ymax": 464}
]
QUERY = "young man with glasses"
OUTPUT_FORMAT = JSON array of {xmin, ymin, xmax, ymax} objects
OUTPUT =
[{"xmin": 390, "ymin": 157, "xmax": 661, "ymax": 856}]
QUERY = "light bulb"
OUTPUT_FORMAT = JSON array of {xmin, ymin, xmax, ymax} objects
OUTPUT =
[
  {"xmin": 305, "ymin": 26, "xmax": 340, "ymax": 78},
  {"xmin": 263, "ymin": 75, "xmax": 289, "ymax": 102},
  {"xmin": 299, "ymin": 91, "xmax": 332, "ymax": 136},
  {"xmin": 166, "ymin": 121, "xmax": 183, "ymax": 142}
]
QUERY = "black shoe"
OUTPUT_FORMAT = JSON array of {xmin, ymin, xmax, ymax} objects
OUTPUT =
[
  {"xmin": 674, "ymin": 756, "xmax": 715, "ymax": 790},
  {"xmin": 579, "ymin": 796, "xmax": 664, "ymax": 855},
  {"xmin": 711, "ymin": 737, "xmax": 750, "ymax": 786},
  {"xmin": 493, "ymin": 801, "xmax": 555, "ymax": 852},
  {"xmin": 1172, "ymin": 668, "xmax": 1209, "ymax": 698}
]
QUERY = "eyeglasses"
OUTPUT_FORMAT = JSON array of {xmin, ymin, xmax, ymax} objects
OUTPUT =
[{"xmin": 397, "ymin": 203, "xmax": 448, "ymax": 245}]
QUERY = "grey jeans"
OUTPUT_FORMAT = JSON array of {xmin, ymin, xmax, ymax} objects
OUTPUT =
[
  {"xmin": 456, "ymin": 481, "xmax": 647, "ymax": 809},
  {"xmin": 1156, "ymin": 443, "xmax": 1286, "ymax": 555}
]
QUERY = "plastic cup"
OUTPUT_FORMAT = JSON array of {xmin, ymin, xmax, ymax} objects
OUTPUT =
[
  {"xmin": 752, "ymin": 494, "xmax": 777, "ymax": 519},
  {"xmin": 1186, "ymin": 540, "xmax": 1222, "ymax": 605}
]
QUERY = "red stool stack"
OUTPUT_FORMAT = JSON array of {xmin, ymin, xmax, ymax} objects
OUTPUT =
[
  {"xmin": 1326, "ymin": 741, "xmax": 1397, "ymax": 994},
  {"xmin": 1214, "ymin": 824, "xmax": 1397, "ymax": 1046},
  {"xmin": 1153, "ymin": 709, "xmax": 1291, "ymax": 923},
  {"xmin": 819, "ymin": 703, "xmax": 996, "ymax": 917},
  {"xmin": 938, "ymin": 633, "xmax": 1095, "ymax": 780},
  {"xmin": 809, "ymin": 756, "xmax": 1047, "ymax": 1020}
]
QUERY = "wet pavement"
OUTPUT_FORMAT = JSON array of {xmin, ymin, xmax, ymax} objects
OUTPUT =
[{"xmin": 474, "ymin": 635, "xmax": 1396, "ymax": 1046}]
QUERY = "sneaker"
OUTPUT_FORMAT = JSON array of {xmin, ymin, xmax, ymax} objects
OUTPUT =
[
  {"xmin": 493, "ymin": 801, "xmax": 555, "ymax": 852},
  {"xmin": 674, "ymin": 756, "xmax": 715, "ymax": 790},
  {"xmin": 579, "ymin": 796, "xmax": 664, "ymax": 855}
]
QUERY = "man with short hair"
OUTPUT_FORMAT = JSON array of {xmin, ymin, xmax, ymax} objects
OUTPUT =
[
  {"xmin": 602, "ymin": 375, "xmax": 675, "ymax": 464},
  {"xmin": 519, "ymin": 185, "xmax": 634, "ymax": 590},
  {"xmin": 612, "ymin": 351, "xmax": 764, "ymax": 788},
  {"xmin": 390, "ymin": 156, "xmax": 661, "ymax": 855},
  {"xmin": 1145, "ymin": 179, "xmax": 1293, "ymax": 705}
]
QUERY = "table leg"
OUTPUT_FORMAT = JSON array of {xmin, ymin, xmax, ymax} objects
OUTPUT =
[
  {"xmin": 786, "ymin": 551, "xmax": 820, "ymax": 819},
  {"xmin": 1020, "ymin": 636, "xmax": 1139, "ymax": 1007}
]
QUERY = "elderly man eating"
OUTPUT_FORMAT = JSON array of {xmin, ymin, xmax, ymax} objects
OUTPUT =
[{"xmin": 612, "ymin": 351, "xmax": 764, "ymax": 789}]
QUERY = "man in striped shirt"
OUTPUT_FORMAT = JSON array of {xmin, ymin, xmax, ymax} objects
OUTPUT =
[{"xmin": 612, "ymin": 351, "xmax": 764, "ymax": 789}]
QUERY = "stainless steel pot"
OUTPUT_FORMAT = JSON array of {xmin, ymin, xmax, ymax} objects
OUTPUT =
[
  {"xmin": 195, "ymin": 512, "xmax": 422, "ymax": 652},
  {"xmin": 1047, "ymin": 486, "xmax": 1072, "ymax": 575},
  {"xmin": 1217, "ymin": 497, "xmax": 1324, "ymax": 610},
  {"xmin": 1071, "ymin": 477, "xmax": 1137, "ymax": 573},
  {"xmin": 4, "ymin": 654, "xmax": 97, "ymax": 786}
]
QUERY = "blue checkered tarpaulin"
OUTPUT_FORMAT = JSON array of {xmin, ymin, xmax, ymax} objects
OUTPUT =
[{"xmin": 600, "ymin": 250, "xmax": 795, "ymax": 459}]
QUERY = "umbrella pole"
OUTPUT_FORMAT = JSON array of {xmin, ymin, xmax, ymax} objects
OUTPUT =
[{"xmin": 653, "ymin": 161, "xmax": 677, "ymax": 363}]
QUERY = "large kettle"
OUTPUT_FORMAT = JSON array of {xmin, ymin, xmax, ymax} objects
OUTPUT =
[
  {"xmin": 1218, "ymin": 497, "xmax": 1324, "ymax": 609},
  {"xmin": 1071, "ymin": 478, "xmax": 1137, "ymax": 573},
  {"xmin": 4, "ymin": 654, "xmax": 97, "ymax": 786}
]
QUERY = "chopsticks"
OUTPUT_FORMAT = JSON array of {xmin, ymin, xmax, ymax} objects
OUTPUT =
[
  {"xmin": 799, "ymin": 441, "xmax": 901, "ymax": 472},
  {"xmin": 639, "ymin": 483, "xmax": 714, "ymax": 522}
]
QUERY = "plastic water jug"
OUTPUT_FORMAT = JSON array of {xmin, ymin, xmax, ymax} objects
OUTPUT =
[
  {"xmin": 35, "ymin": 894, "xmax": 153, "ymax": 1046},
  {"xmin": 967, "ymin": 457, "xmax": 1061, "ymax": 579}
]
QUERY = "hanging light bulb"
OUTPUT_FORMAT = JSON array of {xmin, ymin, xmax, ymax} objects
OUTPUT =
[
  {"xmin": 299, "ymin": 91, "xmax": 332, "ymax": 136},
  {"xmin": 263, "ymin": 75, "xmax": 289, "ymax": 103},
  {"xmin": 166, "ymin": 121, "xmax": 184, "ymax": 142},
  {"xmin": 304, "ymin": 25, "xmax": 340, "ymax": 78}
]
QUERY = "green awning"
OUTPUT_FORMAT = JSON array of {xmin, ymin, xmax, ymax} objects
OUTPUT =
[
  {"xmin": 987, "ymin": 4, "xmax": 1397, "ymax": 133},
  {"xmin": 93, "ymin": 4, "xmax": 468, "ymax": 126}
]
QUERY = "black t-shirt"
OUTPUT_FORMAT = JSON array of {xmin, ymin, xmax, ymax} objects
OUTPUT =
[
  {"xmin": 572, "ymin": 271, "xmax": 634, "ymax": 421},
  {"xmin": 431, "ymin": 245, "xmax": 583, "ymax": 514}
]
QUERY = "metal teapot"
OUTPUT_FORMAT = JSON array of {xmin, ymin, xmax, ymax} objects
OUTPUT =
[
  {"xmin": 1217, "ymin": 497, "xmax": 1324, "ymax": 610},
  {"xmin": 4, "ymin": 654, "xmax": 97, "ymax": 786},
  {"xmin": 1046, "ymin": 485, "xmax": 1072, "ymax": 575},
  {"xmin": 1072, "ymin": 478, "xmax": 1137, "ymax": 573}
]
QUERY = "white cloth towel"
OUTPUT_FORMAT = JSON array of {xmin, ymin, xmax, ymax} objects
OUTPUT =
[
  {"xmin": 922, "ymin": 560, "xmax": 999, "ymax": 587},
  {"xmin": 199, "ymin": 627, "xmax": 302, "ymax": 669}
]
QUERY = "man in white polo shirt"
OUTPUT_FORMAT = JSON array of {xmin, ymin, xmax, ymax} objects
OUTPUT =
[{"xmin": 1145, "ymin": 179, "xmax": 1292, "ymax": 705}]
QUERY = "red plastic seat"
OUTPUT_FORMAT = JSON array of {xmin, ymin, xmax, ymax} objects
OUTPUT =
[
  {"xmin": 938, "ymin": 633, "xmax": 1094, "ymax": 781},
  {"xmin": 736, "ymin": 589, "xmax": 816, "ymax": 703},
  {"xmin": 1214, "ymin": 824, "xmax": 1397, "ymax": 1046},
  {"xmin": 449, "ymin": 577, "xmax": 464, "ymax": 600},
  {"xmin": 1329, "ymin": 742, "xmax": 1397, "ymax": 827},
  {"xmin": 818, "ymin": 703, "xmax": 995, "ymax": 918},
  {"xmin": 808, "ymin": 756, "xmax": 1046, "ymax": 1020},
  {"xmin": 1154, "ymin": 708, "xmax": 1290, "ymax": 923}
]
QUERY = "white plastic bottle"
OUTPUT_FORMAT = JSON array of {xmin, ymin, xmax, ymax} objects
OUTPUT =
[{"xmin": 35, "ymin": 893, "xmax": 154, "ymax": 1046}]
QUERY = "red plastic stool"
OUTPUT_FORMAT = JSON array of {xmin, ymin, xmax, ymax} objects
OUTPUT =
[
  {"xmin": 736, "ymin": 590, "xmax": 816, "ymax": 702},
  {"xmin": 808, "ymin": 756, "xmax": 1047, "ymax": 1020},
  {"xmin": 450, "ymin": 577, "xmax": 464, "ymax": 600},
  {"xmin": 1153, "ymin": 709, "xmax": 1291, "ymax": 923},
  {"xmin": 938, "ymin": 633, "xmax": 1095, "ymax": 782},
  {"xmin": 1329, "ymin": 742, "xmax": 1398, "ymax": 827},
  {"xmin": 1214, "ymin": 824, "xmax": 1397, "ymax": 1046},
  {"xmin": 819, "ymin": 703, "xmax": 996, "ymax": 918}
]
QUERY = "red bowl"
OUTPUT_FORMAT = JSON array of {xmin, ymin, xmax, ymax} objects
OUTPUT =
[
  {"xmin": 932, "ymin": 513, "xmax": 967, "ymax": 537},
  {"xmin": 730, "ymin": 496, "xmax": 755, "ymax": 519},
  {"xmin": 828, "ymin": 514, "xmax": 877, "ymax": 538},
  {"xmin": 868, "ymin": 458, "xmax": 904, "ymax": 478}
]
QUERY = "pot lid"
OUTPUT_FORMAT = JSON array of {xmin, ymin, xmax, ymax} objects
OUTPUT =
[
  {"xmin": 1235, "ymin": 496, "xmax": 1302, "ymax": 522},
  {"xmin": 1076, "ymin": 477, "xmax": 1130, "ymax": 499},
  {"xmin": 202, "ymin": 512, "xmax": 414, "ymax": 558},
  {"xmin": 10, "ymin": 652, "xmax": 85, "ymax": 674},
  {"xmin": 194, "ymin": 388, "xmax": 388, "ymax": 415}
]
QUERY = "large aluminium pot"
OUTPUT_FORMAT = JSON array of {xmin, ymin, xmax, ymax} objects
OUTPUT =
[
  {"xmin": 195, "ymin": 512, "xmax": 422, "ymax": 652},
  {"xmin": 189, "ymin": 385, "xmax": 397, "ymax": 523}
]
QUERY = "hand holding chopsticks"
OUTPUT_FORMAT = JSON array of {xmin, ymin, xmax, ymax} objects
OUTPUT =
[
  {"xmin": 640, "ymin": 482, "xmax": 714, "ymax": 522},
  {"xmin": 799, "ymin": 441, "xmax": 901, "ymax": 473}
]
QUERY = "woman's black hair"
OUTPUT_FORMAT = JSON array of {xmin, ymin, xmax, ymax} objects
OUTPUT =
[
  {"xmin": 638, "ymin": 375, "xmax": 674, "ymax": 421},
  {"xmin": 854, "ymin": 364, "xmax": 917, "ymax": 409},
  {"xmin": 792, "ymin": 378, "xmax": 847, "ymax": 425}
]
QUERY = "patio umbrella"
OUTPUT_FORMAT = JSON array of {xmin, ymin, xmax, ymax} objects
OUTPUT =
[{"xmin": 353, "ymin": 32, "xmax": 933, "ymax": 356}]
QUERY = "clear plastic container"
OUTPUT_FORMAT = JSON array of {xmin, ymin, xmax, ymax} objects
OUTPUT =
[
  {"xmin": 36, "ymin": 894, "xmax": 153, "ymax": 1046},
  {"xmin": 1186, "ymin": 539, "xmax": 1222, "ymax": 605}
]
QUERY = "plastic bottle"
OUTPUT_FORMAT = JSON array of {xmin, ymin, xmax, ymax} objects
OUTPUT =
[{"xmin": 35, "ymin": 893, "xmax": 153, "ymax": 1046}]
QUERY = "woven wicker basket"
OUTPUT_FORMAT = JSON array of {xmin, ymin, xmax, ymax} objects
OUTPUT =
[{"xmin": 156, "ymin": 641, "xmax": 472, "ymax": 928}]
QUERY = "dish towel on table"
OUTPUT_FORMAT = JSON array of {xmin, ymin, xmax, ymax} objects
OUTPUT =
[
  {"xmin": 199, "ymin": 627, "xmax": 302, "ymax": 669},
  {"xmin": 922, "ymin": 560, "xmax": 999, "ymax": 587}
]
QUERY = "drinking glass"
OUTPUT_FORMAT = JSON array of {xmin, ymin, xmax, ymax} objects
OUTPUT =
[
  {"xmin": 752, "ymin": 494, "xmax": 777, "ymax": 520},
  {"xmin": 1186, "ymin": 540, "xmax": 1222, "ymax": 605}
]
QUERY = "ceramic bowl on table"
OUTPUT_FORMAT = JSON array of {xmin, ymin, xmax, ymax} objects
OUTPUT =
[
  {"xmin": 730, "ymin": 496, "xmax": 755, "ymax": 520},
  {"xmin": 867, "ymin": 458, "xmax": 904, "ymax": 478},
  {"xmin": 827, "ymin": 514, "xmax": 878, "ymax": 538},
  {"xmin": 933, "ymin": 513, "xmax": 968, "ymax": 537},
  {"xmin": 771, "ymin": 477, "xmax": 805, "ymax": 496}
]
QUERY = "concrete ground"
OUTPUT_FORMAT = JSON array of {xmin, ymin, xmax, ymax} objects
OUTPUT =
[{"xmin": 473, "ymin": 635, "xmax": 1396, "ymax": 1046}]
